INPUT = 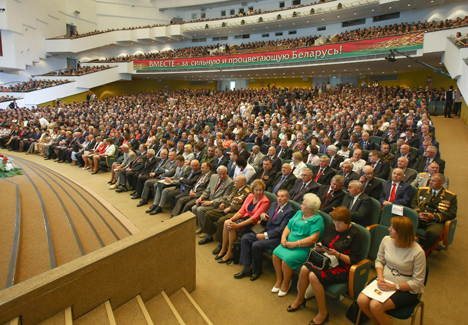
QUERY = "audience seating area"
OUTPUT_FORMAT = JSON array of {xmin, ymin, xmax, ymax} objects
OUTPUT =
[
  {"xmin": 0, "ymin": 83, "xmax": 458, "ymax": 322},
  {"xmin": 88, "ymin": 16, "xmax": 468, "ymax": 63},
  {"xmin": 42, "ymin": 65, "xmax": 113, "ymax": 76},
  {"xmin": 0, "ymin": 79, "xmax": 72, "ymax": 92}
]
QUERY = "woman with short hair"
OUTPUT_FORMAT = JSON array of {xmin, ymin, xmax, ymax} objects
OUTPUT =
[
  {"xmin": 216, "ymin": 179, "xmax": 269, "ymax": 264},
  {"xmin": 271, "ymin": 193, "xmax": 324, "ymax": 297},
  {"xmin": 288, "ymin": 206, "xmax": 363, "ymax": 325}
]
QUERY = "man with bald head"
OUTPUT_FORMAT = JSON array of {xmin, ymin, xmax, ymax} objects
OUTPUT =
[
  {"xmin": 359, "ymin": 165, "xmax": 383, "ymax": 200},
  {"xmin": 267, "ymin": 163, "xmax": 297, "ymax": 194},
  {"xmin": 392, "ymin": 144, "xmax": 417, "ymax": 168},
  {"xmin": 261, "ymin": 146, "xmax": 282, "ymax": 171},
  {"xmin": 380, "ymin": 168, "xmax": 413, "ymax": 207},
  {"xmin": 388, "ymin": 156, "xmax": 417, "ymax": 184}
]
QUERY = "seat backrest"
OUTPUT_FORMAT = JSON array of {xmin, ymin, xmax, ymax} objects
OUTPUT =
[
  {"xmin": 381, "ymin": 204, "xmax": 418, "ymax": 234},
  {"xmin": 288, "ymin": 199, "xmax": 301, "ymax": 212},
  {"xmin": 283, "ymin": 159, "xmax": 292, "ymax": 164},
  {"xmin": 368, "ymin": 224, "xmax": 389, "ymax": 260},
  {"xmin": 410, "ymin": 185, "xmax": 418, "ymax": 202},
  {"xmin": 264, "ymin": 191, "xmax": 277, "ymax": 206},
  {"xmin": 353, "ymin": 223, "xmax": 371, "ymax": 261},
  {"xmin": 245, "ymin": 143, "xmax": 254, "ymax": 151},
  {"xmin": 370, "ymin": 197, "xmax": 382, "ymax": 225},
  {"xmin": 318, "ymin": 210, "xmax": 333, "ymax": 229},
  {"xmin": 306, "ymin": 163, "xmax": 315, "ymax": 169},
  {"xmin": 369, "ymin": 136, "xmax": 382, "ymax": 144}
]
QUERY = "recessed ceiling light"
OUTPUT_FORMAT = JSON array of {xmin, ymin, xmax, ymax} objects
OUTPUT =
[{"xmin": 389, "ymin": 7, "xmax": 392, "ymax": 9}]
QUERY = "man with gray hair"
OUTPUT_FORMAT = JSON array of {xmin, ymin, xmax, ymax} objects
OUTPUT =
[
  {"xmin": 388, "ymin": 156, "xmax": 417, "ymax": 184},
  {"xmin": 341, "ymin": 180, "xmax": 373, "ymax": 227},
  {"xmin": 316, "ymin": 175, "xmax": 345, "ymax": 213},
  {"xmin": 109, "ymin": 144, "xmax": 136, "ymax": 189},
  {"xmin": 193, "ymin": 165, "xmax": 234, "ymax": 234},
  {"xmin": 311, "ymin": 155, "xmax": 336, "ymax": 185},
  {"xmin": 247, "ymin": 145, "xmax": 265, "ymax": 168},
  {"xmin": 337, "ymin": 161, "xmax": 360, "ymax": 188},
  {"xmin": 327, "ymin": 144, "xmax": 344, "ymax": 169}
]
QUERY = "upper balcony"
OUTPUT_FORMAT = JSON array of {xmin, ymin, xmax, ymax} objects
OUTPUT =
[{"xmin": 45, "ymin": 0, "xmax": 404, "ymax": 55}]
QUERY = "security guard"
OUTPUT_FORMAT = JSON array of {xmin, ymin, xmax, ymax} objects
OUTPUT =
[{"xmin": 411, "ymin": 173, "xmax": 457, "ymax": 252}]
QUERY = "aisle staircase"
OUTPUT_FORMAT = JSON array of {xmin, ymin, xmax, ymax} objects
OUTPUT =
[{"xmin": 5, "ymin": 288, "xmax": 213, "ymax": 325}]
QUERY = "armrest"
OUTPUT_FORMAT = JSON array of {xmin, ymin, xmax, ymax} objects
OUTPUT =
[
  {"xmin": 348, "ymin": 259, "xmax": 371, "ymax": 299},
  {"xmin": 443, "ymin": 219, "xmax": 457, "ymax": 246},
  {"xmin": 366, "ymin": 224, "xmax": 378, "ymax": 231}
]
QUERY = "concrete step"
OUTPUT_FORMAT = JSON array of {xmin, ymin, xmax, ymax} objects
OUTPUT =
[
  {"xmin": 37, "ymin": 308, "xmax": 72, "ymax": 325},
  {"xmin": 145, "ymin": 292, "xmax": 184, "ymax": 325},
  {"xmin": 74, "ymin": 302, "xmax": 111, "ymax": 325},
  {"xmin": 169, "ymin": 288, "xmax": 213, "ymax": 325},
  {"xmin": 114, "ymin": 296, "xmax": 149, "ymax": 325}
]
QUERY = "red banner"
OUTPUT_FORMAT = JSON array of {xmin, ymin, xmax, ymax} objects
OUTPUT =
[{"xmin": 134, "ymin": 33, "xmax": 424, "ymax": 70}]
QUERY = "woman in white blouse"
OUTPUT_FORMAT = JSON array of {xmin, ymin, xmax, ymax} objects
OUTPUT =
[
  {"xmin": 306, "ymin": 146, "xmax": 320, "ymax": 166},
  {"xmin": 291, "ymin": 152, "xmax": 307, "ymax": 178},
  {"xmin": 91, "ymin": 138, "xmax": 116, "ymax": 174},
  {"xmin": 183, "ymin": 144, "xmax": 194, "ymax": 164},
  {"xmin": 358, "ymin": 217, "xmax": 426, "ymax": 324}
]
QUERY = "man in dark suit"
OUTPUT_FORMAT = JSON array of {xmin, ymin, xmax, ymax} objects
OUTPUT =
[
  {"xmin": 327, "ymin": 145, "xmax": 344, "ymax": 170},
  {"xmin": 277, "ymin": 139, "xmax": 292, "ymax": 160},
  {"xmin": 380, "ymin": 168, "xmax": 413, "ymax": 207},
  {"xmin": 392, "ymin": 144, "xmax": 417, "ymax": 168},
  {"xmin": 294, "ymin": 140, "xmax": 309, "ymax": 163},
  {"xmin": 360, "ymin": 165, "xmax": 383, "ymax": 200},
  {"xmin": 412, "ymin": 146, "xmax": 445, "ymax": 174},
  {"xmin": 170, "ymin": 162, "xmax": 213, "ymax": 217},
  {"xmin": 128, "ymin": 149, "xmax": 158, "ymax": 195},
  {"xmin": 358, "ymin": 132, "xmax": 376, "ymax": 151},
  {"xmin": 267, "ymin": 163, "xmax": 296, "ymax": 194},
  {"xmin": 76, "ymin": 135, "xmax": 96, "ymax": 167},
  {"xmin": 130, "ymin": 150, "xmax": 173, "ymax": 196},
  {"xmin": 311, "ymin": 156, "xmax": 336, "ymax": 185},
  {"xmin": 403, "ymin": 128, "xmax": 420, "ymax": 149},
  {"xmin": 235, "ymin": 189, "xmax": 295, "ymax": 281},
  {"xmin": 249, "ymin": 158, "xmax": 277, "ymax": 189},
  {"xmin": 336, "ymin": 161, "xmax": 360, "ymax": 189},
  {"xmin": 116, "ymin": 144, "xmax": 148, "ymax": 192},
  {"xmin": 227, "ymin": 150, "xmax": 239, "ymax": 179},
  {"xmin": 366, "ymin": 150, "xmax": 391, "ymax": 179},
  {"xmin": 211, "ymin": 147, "xmax": 229, "ymax": 172},
  {"xmin": 341, "ymin": 181, "xmax": 373, "ymax": 227},
  {"xmin": 317, "ymin": 175, "xmax": 345, "ymax": 213},
  {"xmin": 238, "ymin": 142, "xmax": 250, "ymax": 160},
  {"xmin": 389, "ymin": 157, "xmax": 418, "ymax": 184},
  {"xmin": 261, "ymin": 146, "xmax": 282, "ymax": 171},
  {"xmin": 289, "ymin": 169, "xmax": 319, "ymax": 203}
]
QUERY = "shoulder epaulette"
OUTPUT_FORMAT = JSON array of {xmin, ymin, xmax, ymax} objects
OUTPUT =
[
  {"xmin": 445, "ymin": 190, "xmax": 456, "ymax": 196},
  {"xmin": 419, "ymin": 187, "xmax": 430, "ymax": 190}
]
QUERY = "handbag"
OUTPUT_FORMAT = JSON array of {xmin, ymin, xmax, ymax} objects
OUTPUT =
[
  {"xmin": 252, "ymin": 224, "xmax": 266, "ymax": 235},
  {"xmin": 304, "ymin": 249, "xmax": 339, "ymax": 271},
  {"xmin": 345, "ymin": 301, "xmax": 370, "ymax": 325}
]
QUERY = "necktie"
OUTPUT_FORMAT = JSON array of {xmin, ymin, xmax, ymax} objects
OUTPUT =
[
  {"xmin": 180, "ymin": 171, "xmax": 193, "ymax": 192},
  {"xmin": 293, "ymin": 183, "xmax": 307, "ymax": 201},
  {"xmin": 389, "ymin": 183, "xmax": 397, "ymax": 202},
  {"xmin": 271, "ymin": 205, "xmax": 281, "ymax": 221},
  {"xmin": 431, "ymin": 190, "xmax": 437, "ymax": 200},
  {"xmin": 348, "ymin": 197, "xmax": 355, "ymax": 210},
  {"xmin": 423, "ymin": 158, "xmax": 431, "ymax": 172},
  {"xmin": 272, "ymin": 175, "xmax": 287, "ymax": 194},
  {"xmin": 320, "ymin": 190, "xmax": 332, "ymax": 209},
  {"xmin": 314, "ymin": 169, "xmax": 323, "ymax": 182},
  {"xmin": 371, "ymin": 162, "xmax": 376, "ymax": 169},
  {"xmin": 364, "ymin": 142, "xmax": 367, "ymax": 148},
  {"xmin": 214, "ymin": 179, "xmax": 222, "ymax": 194},
  {"xmin": 261, "ymin": 171, "xmax": 266, "ymax": 179},
  {"xmin": 292, "ymin": 141, "xmax": 298, "ymax": 149},
  {"xmin": 363, "ymin": 181, "xmax": 368, "ymax": 191},
  {"xmin": 279, "ymin": 148, "xmax": 283, "ymax": 157}
]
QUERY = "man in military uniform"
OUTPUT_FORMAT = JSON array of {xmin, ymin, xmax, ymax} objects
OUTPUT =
[
  {"xmin": 198, "ymin": 175, "xmax": 250, "ymax": 252},
  {"xmin": 411, "ymin": 173, "xmax": 457, "ymax": 252},
  {"xmin": 380, "ymin": 143, "xmax": 394, "ymax": 166}
]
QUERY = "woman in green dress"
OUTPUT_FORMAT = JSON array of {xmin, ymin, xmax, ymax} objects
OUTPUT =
[{"xmin": 272, "ymin": 193, "xmax": 325, "ymax": 297}]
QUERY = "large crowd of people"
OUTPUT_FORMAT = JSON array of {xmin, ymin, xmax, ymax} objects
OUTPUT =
[
  {"xmin": 0, "ymin": 95, "xmax": 17, "ymax": 103},
  {"xmin": 0, "ymin": 79, "xmax": 72, "ymax": 92},
  {"xmin": 89, "ymin": 16, "xmax": 468, "ymax": 63},
  {"xmin": 66, "ymin": 0, "xmax": 332, "ymax": 39},
  {"xmin": 0, "ymin": 82, "xmax": 459, "ymax": 324},
  {"xmin": 43, "ymin": 65, "xmax": 112, "ymax": 76}
]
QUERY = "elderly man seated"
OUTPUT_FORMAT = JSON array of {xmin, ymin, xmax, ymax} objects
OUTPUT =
[
  {"xmin": 359, "ymin": 165, "xmax": 383, "ymax": 200},
  {"xmin": 235, "ymin": 189, "xmax": 295, "ymax": 281},
  {"xmin": 342, "ymin": 148, "xmax": 366, "ymax": 174},
  {"xmin": 380, "ymin": 168, "xmax": 412, "ymax": 207},
  {"xmin": 412, "ymin": 162, "xmax": 448, "ymax": 189},
  {"xmin": 337, "ymin": 161, "xmax": 360, "ymax": 189},
  {"xmin": 341, "ymin": 181, "xmax": 373, "ymax": 227},
  {"xmin": 411, "ymin": 173, "xmax": 457, "ymax": 252}
]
